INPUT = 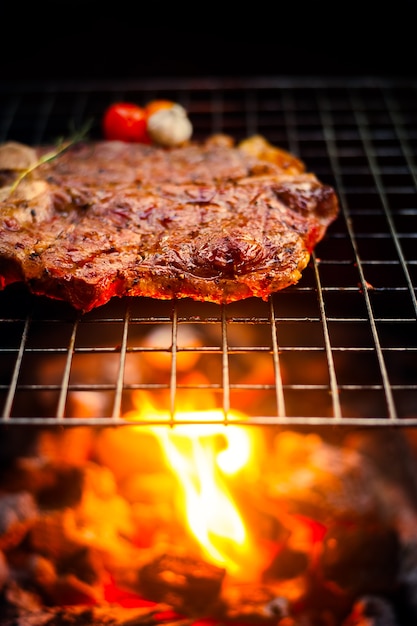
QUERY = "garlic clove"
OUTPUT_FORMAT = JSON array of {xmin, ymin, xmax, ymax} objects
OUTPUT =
[
  {"xmin": 147, "ymin": 104, "xmax": 193, "ymax": 147},
  {"xmin": 0, "ymin": 142, "xmax": 38, "ymax": 171}
]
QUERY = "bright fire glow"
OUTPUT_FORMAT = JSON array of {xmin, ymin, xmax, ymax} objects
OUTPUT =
[{"xmin": 125, "ymin": 395, "xmax": 266, "ymax": 580}]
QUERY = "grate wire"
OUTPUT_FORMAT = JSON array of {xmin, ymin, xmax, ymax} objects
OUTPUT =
[
  {"xmin": 56, "ymin": 316, "xmax": 79, "ymax": 421},
  {"xmin": 112, "ymin": 302, "xmax": 130, "ymax": 421},
  {"xmin": 221, "ymin": 305, "xmax": 231, "ymax": 421},
  {"xmin": 170, "ymin": 303, "xmax": 178, "ymax": 424},
  {"xmin": 2, "ymin": 314, "xmax": 31, "ymax": 420},
  {"xmin": 317, "ymin": 88, "xmax": 398, "ymax": 420},
  {"xmin": 383, "ymin": 87, "xmax": 417, "ymax": 317},
  {"xmin": 311, "ymin": 252, "xmax": 342, "ymax": 421},
  {"xmin": 0, "ymin": 77, "xmax": 416, "ymax": 426},
  {"xmin": 268, "ymin": 298, "xmax": 286, "ymax": 418}
]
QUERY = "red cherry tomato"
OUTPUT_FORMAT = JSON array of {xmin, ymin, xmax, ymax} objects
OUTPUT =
[{"xmin": 102, "ymin": 102, "xmax": 150, "ymax": 143}]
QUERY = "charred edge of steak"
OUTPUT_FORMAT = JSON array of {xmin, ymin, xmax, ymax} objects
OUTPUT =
[{"xmin": 0, "ymin": 254, "xmax": 311, "ymax": 312}]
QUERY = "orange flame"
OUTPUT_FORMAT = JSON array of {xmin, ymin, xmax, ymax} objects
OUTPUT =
[{"xmin": 125, "ymin": 394, "xmax": 267, "ymax": 581}]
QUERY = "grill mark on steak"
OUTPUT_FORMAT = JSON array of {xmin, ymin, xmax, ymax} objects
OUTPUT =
[{"xmin": 0, "ymin": 136, "xmax": 339, "ymax": 311}]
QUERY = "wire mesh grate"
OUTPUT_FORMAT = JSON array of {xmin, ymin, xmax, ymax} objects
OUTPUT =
[{"xmin": 0, "ymin": 77, "xmax": 416, "ymax": 426}]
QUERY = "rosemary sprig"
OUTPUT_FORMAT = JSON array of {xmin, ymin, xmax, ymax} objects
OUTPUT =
[{"xmin": 8, "ymin": 119, "xmax": 92, "ymax": 197}]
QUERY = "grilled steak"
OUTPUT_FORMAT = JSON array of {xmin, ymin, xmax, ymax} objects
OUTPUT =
[{"xmin": 0, "ymin": 135, "xmax": 339, "ymax": 312}]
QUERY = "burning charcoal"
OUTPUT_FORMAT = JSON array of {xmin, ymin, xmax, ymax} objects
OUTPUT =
[
  {"xmin": 137, "ymin": 552, "xmax": 225, "ymax": 614},
  {"xmin": 344, "ymin": 430, "xmax": 417, "ymax": 550},
  {"xmin": 0, "ymin": 456, "xmax": 49, "ymax": 494},
  {"xmin": 264, "ymin": 431, "xmax": 382, "ymax": 523},
  {"xmin": 120, "ymin": 472, "xmax": 178, "ymax": 507},
  {"xmin": 2, "ymin": 580, "xmax": 43, "ymax": 616},
  {"xmin": 0, "ymin": 492, "xmax": 38, "ymax": 550},
  {"xmin": 47, "ymin": 571, "xmax": 104, "ymax": 606},
  {"xmin": 29, "ymin": 510, "xmax": 85, "ymax": 561},
  {"xmin": 35, "ymin": 465, "xmax": 84, "ymax": 509},
  {"xmin": 263, "ymin": 546, "xmax": 309, "ymax": 580},
  {"xmin": 319, "ymin": 521, "xmax": 400, "ymax": 597},
  {"xmin": 94, "ymin": 428, "xmax": 168, "ymax": 482},
  {"xmin": 341, "ymin": 595, "xmax": 399, "ymax": 626},
  {"xmin": 36, "ymin": 428, "xmax": 95, "ymax": 468},
  {"xmin": 0, "ymin": 549, "xmax": 9, "ymax": 590},
  {"xmin": 0, "ymin": 457, "xmax": 84, "ymax": 509},
  {"xmin": 0, "ymin": 428, "xmax": 40, "ymax": 471},
  {"xmin": 219, "ymin": 583, "xmax": 290, "ymax": 622},
  {"xmin": 396, "ymin": 541, "xmax": 417, "ymax": 624},
  {"xmin": 27, "ymin": 554, "xmax": 57, "ymax": 592},
  {"xmin": 221, "ymin": 576, "xmax": 310, "ymax": 626},
  {"xmin": 28, "ymin": 517, "xmax": 109, "ymax": 603},
  {"xmin": 7, "ymin": 546, "xmax": 105, "ymax": 608},
  {"xmin": 76, "ymin": 462, "xmax": 137, "ymax": 545},
  {"xmin": 6, "ymin": 551, "xmax": 57, "ymax": 594},
  {"xmin": 29, "ymin": 462, "xmax": 136, "ymax": 561},
  {"xmin": 0, "ymin": 601, "xmax": 180, "ymax": 626},
  {"xmin": 59, "ymin": 546, "xmax": 107, "ymax": 587},
  {"xmin": 345, "ymin": 430, "xmax": 417, "ymax": 493}
]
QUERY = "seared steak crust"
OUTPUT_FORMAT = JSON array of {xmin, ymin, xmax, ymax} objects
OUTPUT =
[{"xmin": 0, "ymin": 136, "xmax": 339, "ymax": 312}]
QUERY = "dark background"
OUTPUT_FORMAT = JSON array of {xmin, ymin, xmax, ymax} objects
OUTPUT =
[{"xmin": 2, "ymin": 2, "xmax": 417, "ymax": 81}]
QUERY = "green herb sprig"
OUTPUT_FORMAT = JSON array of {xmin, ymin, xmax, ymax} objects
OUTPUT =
[{"xmin": 8, "ymin": 119, "xmax": 92, "ymax": 197}]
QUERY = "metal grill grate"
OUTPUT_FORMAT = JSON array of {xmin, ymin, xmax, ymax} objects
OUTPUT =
[{"xmin": 0, "ymin": 77, "xmax": 416, "ymax": 426}]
